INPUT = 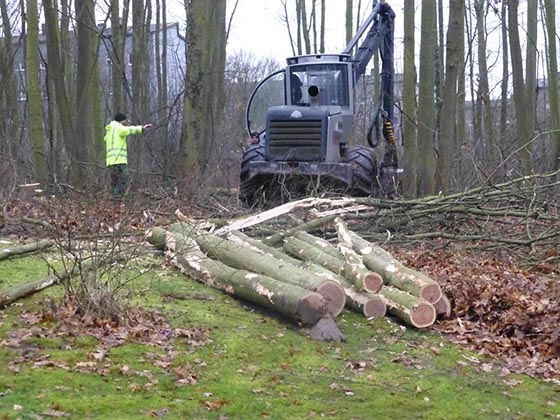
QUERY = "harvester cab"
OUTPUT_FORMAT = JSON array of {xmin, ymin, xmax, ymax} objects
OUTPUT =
[{"xmin": 240, "ymin": 2, "xmax": 400, "ymax": 205}]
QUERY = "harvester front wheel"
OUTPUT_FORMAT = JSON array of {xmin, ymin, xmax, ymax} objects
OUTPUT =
[
  {"xmin": 344, "ymin": 146, "xmax": 379, "ymax": 196},
  {"xmin": 239, "ymin": 143, "xmax": 265, "ymax": 205}
]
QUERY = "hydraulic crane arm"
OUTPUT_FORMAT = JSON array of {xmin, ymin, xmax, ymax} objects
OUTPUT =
[{"xmin": 342, "ymin": 2, "xmax": 395, "ymax": 85}]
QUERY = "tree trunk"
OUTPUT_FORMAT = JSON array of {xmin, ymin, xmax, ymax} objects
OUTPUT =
[
  {"xmin": 508, "ymin": 0, "xmax": 533, "ymax": 175},
  {"xmin": 169, "ymin": 224, "xmax": 346, "ymax": 317},
  {"xmin": 229, "ymin": 231, "xmax": 385, "ymax": 318},
  {"xmin": 543, "ymin": 0, "xmax": 560, "ymax": 170},
  {"xmin": 291, "ymin": 231, "xmax": 383, "ymax": 293},
  {"xmin": 74, "ymin": 0, "xmax": 96, "ymax": 187},
  {"xmin": 179, "ymin": 0, "xmax": 226, "ymax": 182},
  {"xmin": 402, "ymin": 0, "xmax": 418, "ymax": 197},
  {"xmin": 379, "ymin": 285, "xmax": 436, "ymax": 328},
  {"xmin": 435, "ymin": 0, "xmax": 464, "ymax": 193},
  {"xmin": 474, "ymin": 0, "xmax": 495, "ymax": 168},
  {"xmin": 25, "ymin": 0, "xmax": 49, "ymax": 187},
  {"xmin": 173, "ymin": 251, "xmax": 327, "ymax": 326},
  {"xmin": 335, "ymin": 217, "xmax": 441, "ymax": 303},
  {"xmin": 0, "ymin": 240, "xmax": 53, "ymax": 261},
  {"xmin": 417, "ymin": 0, "xmax": 437, "ymax": 196},
  {"xmin": 0, "ymin": 276, "xmax": 58, "ymax": 308}
]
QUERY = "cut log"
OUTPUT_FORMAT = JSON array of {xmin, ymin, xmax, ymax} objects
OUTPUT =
[
  {"xmin": 167, "ymin": 224, "xmax": 346, "ymax": 317},
  {"xmin": 433, "ymin": 294, "xmax": 452, "ymax": 318},
  {"xmin": 263, "ymin": 215, "xmax": 337, "ymax": 246},
  {"xmin": 283, "ymin": 236, "xmax": 384, "ymax": 294},
  {"xmin": 219, "ymin": 231, "xmax": 384, "ymax": 318},
  {"xmin": 0, "ymin": 275, "xmax": 58, "ymax": 307},
  {"xmin": 0, "ymin": 239, "xmax": 53, "ymax": 261},
  {"xmin": 378, "ymin": 286, "xmax": 436, "ymax": 328},
  {"xmin": 172, "ymin": 251, "xmax": 327, "ymax": 326},
  {"xmin": 338, "ymin": 245, "xmax": 384, "ymax": 293},
  {"xmin": 335, "ymin": 217, "xmax": 441, "ymax": 303}
]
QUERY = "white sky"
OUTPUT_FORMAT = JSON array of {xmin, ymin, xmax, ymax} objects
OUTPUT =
[{"xmin": 168, "ymin": 0, "xmax": 404, "ymax": 65}]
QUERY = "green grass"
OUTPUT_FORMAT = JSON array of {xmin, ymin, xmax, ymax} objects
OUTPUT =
[{"xmin": 1, "ymin": 252, "xmax": 559, "ymax": 420}]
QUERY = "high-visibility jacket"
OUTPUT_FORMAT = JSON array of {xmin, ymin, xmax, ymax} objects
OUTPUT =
[{"xmin": 104, "ymin": 121, "xmax": 144, "ymax": 166}]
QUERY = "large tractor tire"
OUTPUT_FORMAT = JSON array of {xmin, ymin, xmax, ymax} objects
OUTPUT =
[
  {"xmin": 239, "ymin": 143, "xmax": 266, "ymax": 205},
  {"xmin": 343, "ymin": 146, "xmax": 379, "ymax": 196}
]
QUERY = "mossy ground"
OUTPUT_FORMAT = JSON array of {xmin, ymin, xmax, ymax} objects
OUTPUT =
[{"xmin": 1, "ymin": 251, "xmax": 559, "ymax": 420}]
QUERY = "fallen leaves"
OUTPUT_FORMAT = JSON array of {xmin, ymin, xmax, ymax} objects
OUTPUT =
[{"xmin": 393, "ymin": 246, "xmax": 560, "ymax": 381}]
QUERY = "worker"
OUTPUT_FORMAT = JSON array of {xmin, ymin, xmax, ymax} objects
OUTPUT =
[{"xmin": 104, "ymin": 112, "xmax": 152, "ymax": 199}]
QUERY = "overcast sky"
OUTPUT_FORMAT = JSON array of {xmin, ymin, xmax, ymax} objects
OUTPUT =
[{"xmin": 167, "ymin": 0, "xmax": 399, "ymax": 65}]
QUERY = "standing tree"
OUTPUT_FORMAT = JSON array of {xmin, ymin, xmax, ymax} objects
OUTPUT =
[
  {"xmin": 0, "ymin": 0, "xmax": 21, "ymax": 167},
  {"xmin": 25, "ymin": 0, "xmax": 48, "ymax": 186},
  {"xmin": 508, "ymin": 0, "xmax": 532, "ymax": 176},
  {"xmin": 74, "ymin": 0, "xmax": 97, "ymax": 186},
  {"xmin": 402, "ymin": 0, "xmax": 418, "ymax": 197},
  {"xmin": 179, "ymin": 0, "xmax": 227, "ymax": 184},
  {"xmin": 416, "ymin": 0, "xmax": 437, "ymax": 196},
  {"xmin": 543, "ymin": 0, "xmax": 560, "ymax": 170},
  {"xmin": 435, "ymin": 0, "xmax": 464, "ymax": 193},
  {"xmin": 474, "ymin": 0, "xmax": 495, "ymax": 169}
]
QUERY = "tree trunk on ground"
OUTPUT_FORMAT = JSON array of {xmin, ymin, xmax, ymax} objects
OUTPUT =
[
  {"xmin": 230, "ymin": 231, "xmax": 386, "ymax": 318},
  {"xmin": 290, "ymin": 232, "xmax": 383, "ymax": 293},
  {"xmin": 168, "ymin": 224, "xmax": 346, "ymax": 317},
  {"xmin": 433, "ymin": 294, "xmax": 451, "ymax": 318},
  {"xmin": 173, "ymin": 252, "xmax": 328, "ymax": 326},
  {"xmin": 0, "ymin": 240, "xmax": 53, "ymax": 261},
  {"xmin": 0, "ymin": 276, "xmax": 58, "ymax": 307},
  {"xmin": 335, "ymin": 217, "xmax": 441, "ymax": 303},
  {"xmin": 379, "ymin": 285, "xmax": 436, "ymax": 328}
]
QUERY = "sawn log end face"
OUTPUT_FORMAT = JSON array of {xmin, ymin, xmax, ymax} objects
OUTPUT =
[
  {"xmin": 315, "ymin": 281, "xmax": 346, "ymax": 317},
  {"xmin": 410, "ymin": 302, "xmax": 437, "ymax": 329}
]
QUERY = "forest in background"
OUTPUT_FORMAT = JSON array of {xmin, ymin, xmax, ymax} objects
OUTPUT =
[{"xmin": 0, "ymin": 0, "xmax": 559, "ymax": 200}]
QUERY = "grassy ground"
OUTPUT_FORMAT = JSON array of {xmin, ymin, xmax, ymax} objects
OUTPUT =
[{"xmin": 1, "ymin": 251, "xmax": 559, "ymax": 420}]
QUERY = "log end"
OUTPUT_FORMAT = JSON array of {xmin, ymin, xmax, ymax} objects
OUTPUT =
[
  {"xmin": 363, "ymin": 295, "xmax": 387, "ymax": 318},
  {"xmin": 420, "ymin": 283, "xmax": 442, "ymax": 304},
  {"xmin": 363, "ymin": 272, "xmax": 384, "ymax": 293},
  {"xmin": 298, "ymin": 293, "xmax": 328, "ymax": 326},
  {"xmin": 433, "ymin": 294, "xmax": 452, "ymax": 318},
  {"xmin": 410, "ymin": 302, "xmax": 437, "ymax": 329},
  {"xmin": 315, "ymin": 281, "xmax": 346, "ymax": 317}
]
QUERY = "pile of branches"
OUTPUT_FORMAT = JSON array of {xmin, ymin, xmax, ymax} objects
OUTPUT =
[{"xmin": 264, "ymin": 171, "xmax": 559, "ymax": 271}]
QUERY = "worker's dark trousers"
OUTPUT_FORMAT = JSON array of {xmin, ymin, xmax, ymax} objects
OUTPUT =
[{"xmin": 108, "ymin": 164, "xmax": 129, "ymax": 198}]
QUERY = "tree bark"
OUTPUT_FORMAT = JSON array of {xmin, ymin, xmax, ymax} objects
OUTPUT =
[
  {"xmin": 379, "ymin": 285, "xmax": 436, "ymax": 328},
  {"xmin": 291, "ymin": 231, "xmax": 383, "ymax": 293},
  {"xmin": 25, "ymin": 0, "xmax": 49, "ymax": 187},
  {"xmin": 0, "ymin": 276, "xmax": 58, "ymax": 308},
  {"xmin": 335, "ymin": 217, "xmax": 441, "ymax": 303},
  {"xmin": 169, "ymin": 224, "xmax": 346, "ymax": 317},
  {"xmin": 229, "ymin": 231, "xmax": 385, "ymax": 318},
  {"xmin": 417, "ymin": 0, "xmax": 438, "ymax": 195},
  {"xmin": 0, "ymin": 240, "xmax": 53, "ymax": 261},
  {"xmin": 543, "ymin": 0, "xmax": 559, "ymax": 171},
  {"xmin": 508, "ymin": 0, "xmax": 533, "ymax": 175},
  {"xmin": 402, "ymin": 0, "xmax": 418, "ymax": 197},
  {"xmin": 173, "ymin": 251, "xmax": 328, "ymax": 326}
]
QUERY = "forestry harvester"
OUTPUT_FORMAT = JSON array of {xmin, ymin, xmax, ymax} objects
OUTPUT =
[{"xmin": 240, "ymin": 2, "xmax": 400, "ymax": 205}]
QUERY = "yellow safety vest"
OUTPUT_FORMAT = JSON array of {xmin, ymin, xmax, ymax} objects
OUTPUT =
[{"xmin": 104, "ymin": 121, "xmax": 143, "ymax": 166}]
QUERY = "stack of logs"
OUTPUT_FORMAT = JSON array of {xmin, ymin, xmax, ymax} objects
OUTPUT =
[{"xmin": 146, "ymin": 217, "xmax": 451, "ymax": 329}]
